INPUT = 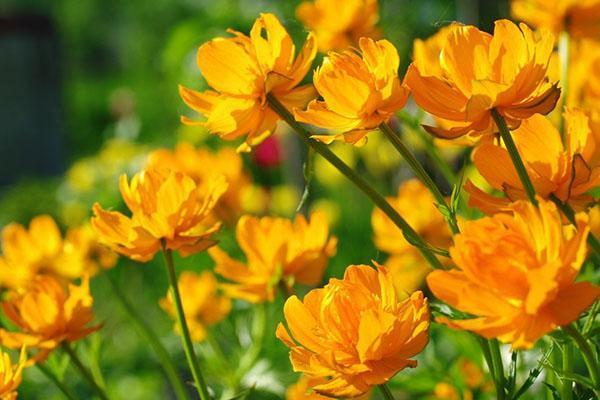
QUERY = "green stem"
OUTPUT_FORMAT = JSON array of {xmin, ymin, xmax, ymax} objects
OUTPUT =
[
  {"xmin": 267, "ymin": 94, "xmax": 446, "ymax": 270},
  {"xmin": 561, "ymin": 344, "xmax": 574, "ymax": 400},
  {"xmin": 62, "ymin": 343, "xmax": 110, "ymax": 400},
  {"xmin": 378, "ymin": 383, "xmax": 396, "ymax": 400},
  {"xmin": 563, "ymin": 324, "xmax": 600, "ymax": 391},
  {"xmin": 380, "ymin": 122, "xmax": 459, "ymax": 234},
  {"xmin": 36, "ymin": 363, "xmax": 78, "ymax": 400},
  {"xmin": 104, "ymin": 272, "xmax": 190, "ymax": 400},
  {"xmin": 161, "ymin": 244, "xmax": 211, "ymax": 400},
  {"xmin": 558, "ymin": 30, "xmax": 570, "ymax": 143},
  {"xmin": 491, "ymin": 109, "xmax": 538, "ymax": 206},
  {"xmin": 397, "ymin": 110, "xmax": 459, "ymax": 187},
  {"xmin": 490, "ymin": 340, "xmax": 506, "ymax": 400},
  {"xmin": 549, "ymin": 194, "xmax": 600, "ymax": 256}
]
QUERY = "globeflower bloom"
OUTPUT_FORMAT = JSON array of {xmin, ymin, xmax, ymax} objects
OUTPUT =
[
  {"xmin": 0, "ymin": 347, "xmax": 27, "ymax": 400},
  {"xmin": 209, "ymin": 212, "xmax": 337, "ymax": 303},
  {"xmin": 427, "ymin": 199, "xmax": 599, "ymax": 349},
  {"xmin": 277, "ymin": 265, "xmax": 429, "ymax": 398},
  {"xmin": 296, "ymin": 0, "xmax": 380, "ymax": 52},
  {"xmin": 465, "ymin": 111, "xmax": 600, "ymax": 214},
  {"xmin": 371, "ymin": 179, "xmax": 452, "ymax": 293},
  {"xmin": 160, "ymin": 271, "xmax": 231, "ymax": 342},
  {"xmin": 295, "ymin": 37, "xmax": 409, "ymax": 145},
  {"xmin": 405, "ymin": 20, "xmax": 559, "ymax": 139},
  {"xmin": 512, "ymin": 0, "xmax": 600, "ymax": 39},
  {"xmin": 92, "ymin": 169, "xmax": 227, "ymax": 262},
  {"xmin": 179, "ymin": 13, "xmax": 317, "ymax": 151},
  {"xmin": 286, "ymin": 374, "xmax": 370, "ymax": 399},
  {"xmin": 147, "ymin": 143, "xmax": 253, "ymax": 224},
  {"xmin": 0, "ymin": 276, "xmax": 100, "ymax": 360}
]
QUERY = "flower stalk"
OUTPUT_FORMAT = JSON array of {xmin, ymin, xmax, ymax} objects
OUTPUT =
[
  {"xmin": 563, "ymin": 324, "xmax": 600, "ymax": 395},
  {"xmin": 161, "ymin": 243, "xmax": 211, "ymax": 400},
  {"xmin": 378, "ymin": 383, "xmax": 396, "ymax": 400},
  {"xmin": 490, "ymin": 340, "xmax": 506, "ymax": 400},
  {"xmin": 62, "ymin": 343, "xmax": 110, "ymax": 400},
  {"xmin": 267, "ymin": 94, "xmax": 446, "ymax": 270},
  {"xmin": 36, "ymin": 363, "xmax": 78, "ymax": 400}
]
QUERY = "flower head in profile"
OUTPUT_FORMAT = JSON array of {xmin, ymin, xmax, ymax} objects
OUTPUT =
[
  {"xmin": 147, "ymin": 143, "xmax": 253, "ymax": 224},
  {"xmin": 160, "ymin": 271, "xmax": 231, "ymax": 342},
  {"xmin": 277, "ymin": 264, "xmax": 429, "ymax": 398},
  {"xmin": 427, "ymin": 199, "xmax": 599, "ymax": 349},
  {"xmin": 296, "ymin": 0, "xmax": 380, "ymax": 52},
  {"xmin": 465, "ymin": 110, "xmax": 600, "ymax": 214},
  {"xmin": 0, "ymin": 347, "xmax": 27, "ymax": 400},
  {"xmin": 179, "ymin": 13, "xmax": 317, "ymax": 151},
  {"xmin": 286, "ymin": 374, "xmax": 371, "ymax": 399},
  {"xmin": 405, "ymin": 20, "xmax": 559, "ymax": 139},
  {"xmin": 209, "ymin": 212, "xmax": 337, "ymax": 303},
  {"xmin": 0, "ymin": 216, "xmax": 117, "ymax": 289},
  {"xmin": 92, "ymin": 169, "xmax": 227, "ymax": 262},
  {"xmin": 512, "ymin": 0, "xmax": 600, "ymax": 39},
  {"xmin": 0, "ymin": 276, "xmax": 100, "ymax": 361},
  {"xmin": 371, "ymin": 179, "xmax": 452, "ymax": 293},
  {"xmin": 295, "ymin": 38, "xmax": 409, "ymax": 145}
]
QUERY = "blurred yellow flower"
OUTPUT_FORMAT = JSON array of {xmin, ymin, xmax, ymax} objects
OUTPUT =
[
  {"xmin": 160, "ymin": 271, "xmax": 231, "ymax": 342},
  {"xmin": 277, "ymin": 264, "xmax": 429, "ymax": 398},
  {"xmin": 286, "ymin": 374, "xmax": 370, "ymax": 399},
  {"xmin": 0, "ymin": 347, "xmax": 27, "ymax": 400},
  {"xmin": 0, "ymin": 216, "xmax": 116, "ymax": 289},
  {"xmin": 296, "ymin": 37, "xmax": 409, "ymax": 145},
  {"xmin": 147, "ymin": 143, "xmax": 253, "ymax": 224},
  {"xmin": 512, "ymin": 0, "xmax": 600, "ymax": 38},
  {"xmin": 296, "ymin": 0, "xmax": 380, "ymax": 52},
  {"xmin": 0, "ymin": 276, "xmax": 100, "ymax": 361},
  {"xmin": 179, "ymin": 13, "xmax": 317, "ymax": 151},
  {"xmin": 433, "ymin": 383, "xmax": 460, "ymax": 400},
  {"xmin": 371, "ymin": 179, "xmax": 452, "ymax": 293},
  {"xmin": 209, "ymin": 212, "xmax": 337, "ymax": 303},
  {"xmin": 405, "ymin": 20, "xmax": 559, "ymax": 139},
  {"xmin": 427, "ymin": 199, "xmax": 599, "ymax": 349},
  {"xmin": 92, "ymin": 169, "xmax": 226, "ymax": 262},
  {"xmin": 465, "ymin": 111, "xmax": 600, "ymax": 214}
]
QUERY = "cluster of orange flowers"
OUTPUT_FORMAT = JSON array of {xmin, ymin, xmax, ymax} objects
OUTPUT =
[{"xmin": 2, "ymin": 0, "xmax": 600, "ymax": 398}]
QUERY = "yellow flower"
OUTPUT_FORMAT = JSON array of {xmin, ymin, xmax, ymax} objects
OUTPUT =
[
  {"xmin": 286, "ymin": 374, "xmax": 371, "ymax": 400},
  {"xmin": 296, "ymin": 0, "xmax": 380, "ymax": 52},
  {"xmin": 159, "ymin": 271, "xmax": 231, "ymax": 342},
  {"xmin": 465, "ymin": 110, "xmax": 600, "ymax": 214},
  {"xmin": 92, "ymin": 169, "xmax": 227, "ymax": 262},
  {"xmin": 433, "ymin": 383, "xmax": 460, "ymax": 400},
  {"xmin": 0, "ymin": 216, "xmax": 116, "ymax": 289},
  {"xmin": 371, "ymin": 179, "xmax": 452, "ymax": 293},
  {"xmin": 295, "ymin": 37, "xmax": 409, "ymax": 145},
  {"xmin": 0, "ymin": 347, "xmax": 27, "ymax": 400},
  {"xmin": 209, "ymin": 212, "xmax": 337, "ymax": 303},
  {"xmin": 405, "ymin": 20, "xmax": 559, "ymax": 139},
  {"xmin": 427, "ymin": 199, "xmax": 599, "ymax": 349},
  {"xmin": 276, "ymin": 264, "xmax": 430, "ymax": 398},
  {"xmin": 511, "ymin": 0, "xmax": 600, "ymax": 39},
  {"xmin": 0, "ymin": 276, "xmax": 100, "ymax": 361},
  {"xmin": 147, "ymin": 143, "xmax": 253, "ymax": 224},
  {"xmin": 179, "ymin": 13, "xmax": 317, "ymax": 151}
]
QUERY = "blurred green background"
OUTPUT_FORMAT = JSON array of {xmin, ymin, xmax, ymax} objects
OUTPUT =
[{"xmin": 0, "ymin": 1, "xmax": 517, "ymax": 399}]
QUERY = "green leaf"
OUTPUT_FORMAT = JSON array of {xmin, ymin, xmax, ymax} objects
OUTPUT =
[
  {"xmin": 226, "ymin": 384, "xmax": 255, "ymax": 400},
  {"xmin": 543, "ymin": 383, "xmax": 561, "ymax": 400}
]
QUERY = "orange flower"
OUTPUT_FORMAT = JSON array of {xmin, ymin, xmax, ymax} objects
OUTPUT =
[
  {"xmin": 147, "ymin": 143, "xmax": 254, "ymax": 224},
  {"xmin": 0, "ymin": 347, "xmax": 27, "ymax": 400},
  {"xmin": 512, "ymin": 0, "xmax": 600, "ymax": 39},
  {"xmin": 295, "ymin": 37, "xmax": 409, "ymax": 145},
  {"xmin": 427, "ymin": 199, "xmax": 599, "ymax": 349},
  {"xmin": 371, "ymin": 179, "xmax": 452, "ymax": 293},
  {"xmin": 210, "ymin": 212, "xmax": 337, "ymax": 303},
  {"xmin": 296, "ymin": 0, "xmax": 380, "ymax": 52},
  {"xmin": 0, "ymin": 276, "xmax": 100, "ymax": 360},
  {"xmin": 160, "ymin": 271, "xmax": 231, "ymax": 342},
  {"xmin": 465, "ymin": 110, "xmax": 600, "ymax": 214},
  {"xmin": 179, "ymin": 13, "xmax": 317, "ymax": 151},
  {"xmin": 405, "ymin": 20, "xmax": 559, "ymax": 139},
  {"xmin": 92, "ymin": 169, "xmax": 227, "ymax": 262},
  {"xmin": 276, "ymin": 264, "xmax": 430, "ymax": 398},
  {"xmin": 0, "ymin": 216, "xmax": 117, "ymax": 289},
  {"xmin": 286, "ymin": 374, "xmax": 371, "ymax": 400}
]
